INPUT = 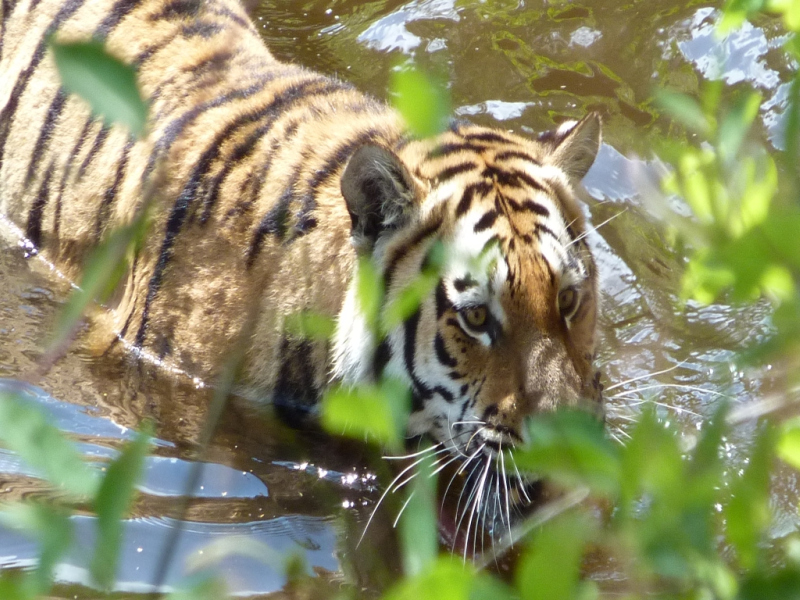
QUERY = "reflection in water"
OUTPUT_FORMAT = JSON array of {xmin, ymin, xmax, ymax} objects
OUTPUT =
[
  {"xmin": 1, "ymin": 0, "xmax": 799, "ymax": 597},
  {"xmin": 1, "ymin": 512, "xmax": 340, "ymax": 596}
]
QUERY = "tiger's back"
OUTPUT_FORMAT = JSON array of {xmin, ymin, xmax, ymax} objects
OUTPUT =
[
  {"xmin": 1, "ymin": 0, "xmax": 605, "ymax": 537},
  {"xmin": 1, "ymin": 0, "xmax": 408, "ymax": 396}
]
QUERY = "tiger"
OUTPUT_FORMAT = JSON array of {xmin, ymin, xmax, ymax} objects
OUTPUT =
[{"xmin": 0, "ymin": 0, "xmax": 602, "ymax": 544}]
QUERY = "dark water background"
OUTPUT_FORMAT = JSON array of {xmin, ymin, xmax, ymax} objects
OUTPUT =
[{"xmin": 0, "ymin": 0, "xmax": 798, "ymax": 596}]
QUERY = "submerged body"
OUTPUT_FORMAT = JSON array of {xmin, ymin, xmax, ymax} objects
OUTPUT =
[{"xmin": 1, "ymin": 0, "xmax": 603, "ymax": 531}]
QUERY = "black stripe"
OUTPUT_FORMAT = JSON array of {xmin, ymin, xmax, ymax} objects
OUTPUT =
[
  {"xmin": 473, "ymin": 210, "xmax": 499, "ymax": 232},
  {"xmin": 384, "ymin": 218, "xmax": 442, "ymax": 292},
  {"xmin": 26, "ymin": 165, "xmax": 53, "ymax": 249},
  {"xmin": 534, "ymin": 223, "xmax": 558, "ymax": 241},
  {"xmin": 288, "ymin": 125, "xmax": 383, "ymax": 238},
  {"xmin": 452, "ymin": 276, "xmax": 477, "ymax": 293},
  {"xmin": 434, "ymin": 333, "xmax": 457, "ymax": 368},
  {"xmin": 307, "ymin": 124, "xmax": 380, "ymax": 194},
  {"xmin": 200, "ymin": 86, "xmax": 358, "ymax": 225},
  {"xmin": 77, "ymin": 124, "xmax": 110, "ymax": 179},
  {"xmin": 53, "ymin": 117, "xmax": 95, "ymax": 239},
  {"xmin": 0, "ymin": 0, "xmax": 85, "ymax": 168},
  {"xmin": 464, "ymin": 130, "xmax": 513, "ymax": 144},
  {"xmin": 455, "ymin": 183, "xmax": 476, "ymax": 217},
  {"xmin": 95, "ymin": 139, "xmax": 134, "ymax": 241},
  {"xmin": 134, "ymin": 75, "xmax": 325, "ymax": 345},
  {"xmin": 565, "ymin": 223, "xmax": 578, "ymax": 242},
  {"xmin": 403, "ymin": 309, "xmax": 433, "ymax": 404},
  {"xmin": 150, "ymin": 0, "xmax": 202, "ymax": 20},
  {"xmin": 435, "ymin": 280, "xmax": 451, "ymax": 319},
  {"xmin": 432, "ymin": 385, "xmax": 454, "ymax": 403},
  {"xmin": 182, "ymin": 20, "xmax": 222, "ymax": 38},
  {"xmin": 208, "ymin": 6, "xmax": 251, "ymax": 30},
  {"xmin": 434, "ymin": 161, "xmax": 477, "ymax": 182},
  {"xmin": 64, "ymin": 116, "xmax": 95, "ymax": 176},
  {"xmin": 25, "ymin": 89, "xmax": 67, "ymax": 187},
  {"xmin": 141, "ymin": 78, "xmax": 275, "ymax": 188},
  {"xmin": 373, "ymin": 339, "xmax": 391, "ymax": 380},
  {"xmin": 507, "ymin": 198, "xmax": 549, "ymax": 217},
  {"xmin": 455, "ymin": 180, "xmax": 491, "ymax": 217},
  {"xmin": 223, "ymin": 135, "xmax": 281, "ymax": 223},
  {"xmin": 133, "ymin": 31, "xmax": 179, "ymax": 66},
  {"xmin": 510, "ymin": 168, "xmax": 547, "ymax": 191},
  {"xmin": 94, "ymin": 0, "xmax": 141, "ymax": 38},
  {"xmin": 247, "ymin": 171, "xmax": 299, "ymax": 265},
  {"xmin": 427, "ymin": 142, "xmax": 486, "ymax": 159},
  {"xmin": 0, "ymin": 69, "xmax": 38, "ymax": 170},
  {"xmin": 494, "ymin": 150, "xmax": 540, "ymax": 164}
]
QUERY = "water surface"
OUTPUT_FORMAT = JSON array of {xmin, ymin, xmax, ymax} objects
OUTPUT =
[{"xmin": 0, "ymin": 0, "xmax": 797, "ymax": 596}]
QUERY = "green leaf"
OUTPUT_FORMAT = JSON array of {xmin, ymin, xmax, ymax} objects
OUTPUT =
[
  {"xmin": 383, "ymin": 557, "xmax": 514, "ymax": 600},
  {"xmin": 724, "ymin": 425, "xmax": 775, "ymax": 569},
  {"xmin": 0, "ymin": 388, "xmax": 99, "ymax": 498},
  {"xmin": 777, "ymin": 416, "xmax": 800, "ymax": 470},
  {"xmin": 0, "ymin": 573, "xmax": 28, "ymax": 600},
  {"xmin": 50, "ymin": 205, "xmax": 150, "ymax": 353},
  {"xmin": 656, "ymin": 89, "xmax": 710, "ymax": 134},
  {"xmin": 91, "ymin": 424, "xmax": 153, "ymax": 589},
  {"xmin": 383, "ymin": 270, "xmax": 438, "ymax": 333},
  {"xmin": 512, "ymin": 410, "xmax": 621, "ymax": 496},
  {"xmin": 50, "ymin": 40, "xmax": 148, "ymax": 137},
  {"xmin": 391, "ymin": 65, "xmax": 451, "ymax": 138},
  {"xmin": 718, "ymin": 91, "xmax": 761, "ymax": 164},
  {"xmin": 399, "ymin": 447, "xmax": 438, "ymax": 577},
  {"xmin": 516, "ymin": 513, "xmax": 594, "ymax": 600},
  {"xmin": 767, "ymin": 0, "xmax": 800, "ymax": 30},
  {"xmin": 618, "ymin": 408, "xmax": 683, "ymax": 515},
  {"xmin": 284, "ymin": 310, "xmax": 336, "ymax": 340},
  {"xmin": 357, "ymin": 256, "xmax": 384, "ymax": 334},
  {"xmin": 184, "ymin": 536, "xmax": 286, "ymax": 573},
  {"xmin": 165, "ymin": 573, "xmax": 228, "ymax": 600},
  {"xmin": 739, "ymin": 566, "xmax": 800, "ymax": 600},
  {"xmin": 321, "ymin": 377, "xmax": 409, "ymax": 451},
  {"xmin": 718, "ymin": 0, "xmax": 765, "ymax": 32},
  {"xmin": 0, "ymin": 503, "xmax": 73, "ymax": 597}
]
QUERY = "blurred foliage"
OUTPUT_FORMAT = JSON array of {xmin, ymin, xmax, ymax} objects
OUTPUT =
[
  {"xmin": 6, "ymin": 4, "xmax": 800, "ymax": 600},
  {"xmin": 49, "ymin": 40, "xmax": 148, "ymax": 138},
  {"xmin": 390, "ymin": 63, "xmax": 451, "ymax": 139},
  {"xmin": 0, "ymin": 388, "xmax": 152, "ymax": 598}
]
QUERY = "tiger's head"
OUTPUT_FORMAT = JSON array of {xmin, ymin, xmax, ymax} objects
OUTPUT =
[{"xmin": 333, "ymin": 114, "xmax": 602, "ymax": 490}]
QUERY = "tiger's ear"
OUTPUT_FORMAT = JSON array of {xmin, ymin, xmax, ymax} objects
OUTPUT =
[
  {"xmin": 544, "ymin": 112, "xmax": 601, "ymax": 181},
  {"xmin": 341, "ymin": 145, "xmax": 417, "ymax": 252}
]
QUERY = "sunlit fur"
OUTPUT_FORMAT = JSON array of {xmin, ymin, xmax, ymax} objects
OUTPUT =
[{"xmin": 1, "ymin": 0, "xmax": 602, "ymax": 549}]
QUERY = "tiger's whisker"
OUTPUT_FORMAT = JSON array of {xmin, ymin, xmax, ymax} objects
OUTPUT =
[
  {"xmin": 383, "ymin": 443, "xmax": 443, "ymax": 461},
  {"xmin": 393, "ymin": 491, "xmax": 416, "ymax": 528},
  {"xmin": 499, "ymin": 445, "xmax": 512, "ymax": 534},
  {"xmin": 451, "ymin": 420, "xmax": 485, "ymax": 429},
  {"xmin": 431, "ymin": 451, "xmax": 464, "ymax": 478},
  {"xmin": 611, "ymin": 382, "xmax": 731, "ymax": 404},
  {"xmin": 605, "ymin": 359, "xmax": 690, "ymax": 391},
  {"xmin": 390, "ymin": 449, "xmax": 452, "ymax": 493},
  {"xmin": 509, "ymin": 453, "xmax": 532, "ymax": 504},
  {"xmin": 566, "ymin": 208, "xmax": 628, "ymax": 248},
  {"xmin": 453, "ymin": 461, "xmax": 483, "ymax": 555},
  {"xmin": 443, "ymin": 445, "xmax": 482, "ymax": 519},
  {"xmin": 464, "ymin": 454, "xmax": 492, "ymax": 562},
  {"xmin": 360, "ymin": 449, "xmax": 445, "ymax": 546}
]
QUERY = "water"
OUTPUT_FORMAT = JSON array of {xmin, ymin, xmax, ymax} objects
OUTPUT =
[{"xmin": 1, "ymin": 0, "xmax": 797, "ymax": 596}]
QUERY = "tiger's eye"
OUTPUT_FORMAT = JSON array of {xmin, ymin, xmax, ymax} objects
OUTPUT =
[
  {"xmin": 464, "ymin": 305, "xmax": 488, "ymax": 329},
  {"xmin": 558, "ymin": 287, "xmax": 579, "ymax": 318}
]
